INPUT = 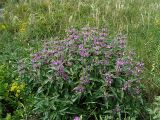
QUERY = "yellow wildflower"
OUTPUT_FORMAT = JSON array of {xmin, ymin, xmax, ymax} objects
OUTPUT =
[
  {"xmin": 0, "ymin": 23, "xmax": 6, "ymax": 30},
  {"xmin": 10, "ymin": 82, "xmax": 18, "ymax": 92},
  {"xmin": 10, "ymin": 85, "xmax": 17, "ymax": 92},
  {"xmin": 19, "ymin": 22, "xmax": 27, "ymax": 33},
  {"xmin": 10, "ymin": 82, "xmax": 25, "ymax": 97}
]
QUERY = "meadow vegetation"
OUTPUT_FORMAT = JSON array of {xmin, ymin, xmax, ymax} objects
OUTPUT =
[{"xmin": 0, "ymin": 0, "xmax": 160, "ymax": 119}]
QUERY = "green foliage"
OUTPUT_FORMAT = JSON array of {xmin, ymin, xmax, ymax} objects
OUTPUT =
[
  {"xmin": 148, "ymin": 96, "xmax": 160, "ymax": 120},
  {"xmin": 0, "ymin": 65, "xmax": 11, "ymax": 118},
  {"xmin": 0, "ymin": 64, "xmax": 27, "ymax": 119}
]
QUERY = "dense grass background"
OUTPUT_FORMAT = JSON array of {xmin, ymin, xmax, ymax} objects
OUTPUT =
[{"xmin": 0, "ymin": 0, "xmax": 160, "ymax": 118}]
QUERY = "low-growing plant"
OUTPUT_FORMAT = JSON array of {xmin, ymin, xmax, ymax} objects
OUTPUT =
[
  {"xmin": 19, "ymin": 27, "xmax": 144, "ymax": 120},
  {"xmin": 0, "ymin": 64, "xmax": 27, "ymax": 119},
  {"xmin": 147, "ymin": 96, "xmax": 160, "ymax": 120}
]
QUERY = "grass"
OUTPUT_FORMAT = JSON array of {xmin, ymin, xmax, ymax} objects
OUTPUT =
[{"xmin": 1, "ymin": 0, "xmax": 160, "ymax": 105}]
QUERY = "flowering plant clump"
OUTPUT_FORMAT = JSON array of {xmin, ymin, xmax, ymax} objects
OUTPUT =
[
  {"xmin": 10, "ymin": 81, "xmax": 25, "ymax": 97},
  {"xmin": 19, "ymin": 27, "xmax": 144, "ymax": 119}
]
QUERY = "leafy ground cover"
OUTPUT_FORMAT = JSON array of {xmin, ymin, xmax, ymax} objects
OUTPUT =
[{"xmin": 0, "ymin": 0, "xmax": 160, "ymax": 119}]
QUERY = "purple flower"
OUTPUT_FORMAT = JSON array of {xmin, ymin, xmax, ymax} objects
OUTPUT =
[
  {"xmin": 134, "ymin": 62, "xmax": 144, "ymax": 76},
  {"xmin": 58, "ymin": 65, "xmax": 65, "ymax": 73},
  {"xmin": 79, "ymin": 50, "xmax": 89, "ymax": 57},
  {"xmin": 50, "ymin": 59, "xmax": 68, "ymax": 79},
  {"xmin": 104, "ymin": 73, "xmax": 113, "ymax": 86},
  {"xmin": 101, "ymin": 33, "xmax": 107, "ymax": 37},
  {"xmin": 67, "ymin": 28, "xmax": 77, "ymax": 35},
  {"xmin": 80, "ymin": 75, "xmax": 90, "ymax": 85},
  {"xmin": 122, "ymin": 80, "xmax": 132, "ymax": 91},
  {"xmin": 47, "ymin": 51, "xmax": 53, "ymax": 56},
  {"xmin": 61, "ymin": 72, "xmax": 68, "ymax": 80},
  {"xmin": 115, "ymin": 59, "xmax": 125, "ymax": 72},
  {"xmin": 79, "ymin": 46, "xmax": 90, "ymax": 57},
  {"xmin": 117, "ymin": 36, "xmax": 126, "ymax": 49},
  {"xmin": 51, "ymin": 60, "xmax": 62, "ymax": 66},
  {"xmin": 73, "ymin": 85, "xmax": 85, "ymax": 93},
  {"xmin": 93, "ymin": 46, "xmax": 101, "ymax": 55},
  {"xmin": 99, "ymin": 33, "xmax": 107, "ymax": 39},
  {"xmin": 31, "ymin": 53, "xmax": 41, "ymax": 63},
  {"xmin": 106, "ymin": 45, "xmax": 112, "ymax": 49},
  {"xmin": 83, "ymin": 34, "xmax": 89, "ymax": 43},
  {"xmin": 69, "ymin": 34, "xmax": 79, "ymax": 40},
  {"xmin": 100, "ymin": 42, "xmax": 107, "ymax": 47},
  {"xmin": 93, "ymin": 37, "xmax": 98, "ymax": 45},
  {"xmin": 56, "ymin": 65, "xmax": 68, "ymax": 79},
  {"xmin": 119, "ymin": 39, "xmax": 125, "ymax": 49},
  {"xmin": 73, "ymin": 116, "xmax": 80, "ymax": 120},
  {"xmin": 78, "ymin": 44, "xmax": 84, "ymax": 49},
  {"xmin": 75, "ymin": 35, "xmax": 80, "ymax": 40},
  {"xmin": 56, "ymin": 65, "xmax": 68, "ymax": 80},
  {"xmin": 134, "ymin": 87, "xmax": 141, "ymax": 94},
  {"xmin": 137, "ymin": 62, "xmax": 144, "ymax": 67}
]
